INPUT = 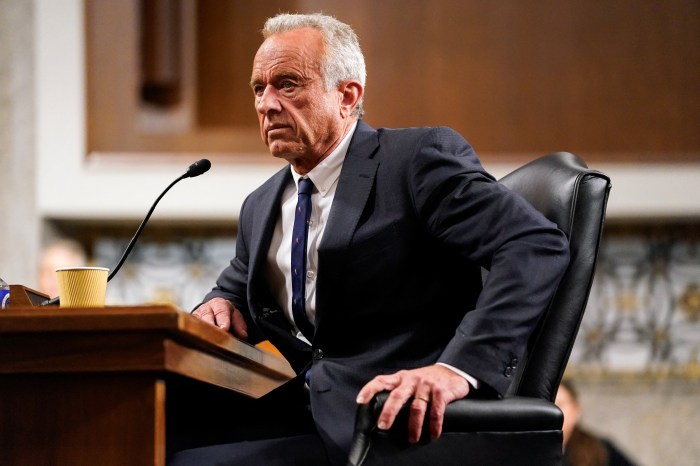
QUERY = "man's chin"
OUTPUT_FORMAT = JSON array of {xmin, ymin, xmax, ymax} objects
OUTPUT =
[{"xmin": 268, "ymin": 143, "xmax": 301, "ymax": 160}]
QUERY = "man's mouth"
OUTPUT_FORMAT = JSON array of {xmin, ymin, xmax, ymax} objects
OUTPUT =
[{"xmin": 266, "ymin": 124, "xmax": 290, "ymax": 137}]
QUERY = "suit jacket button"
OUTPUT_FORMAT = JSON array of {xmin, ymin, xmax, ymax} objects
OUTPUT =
[
  {"xmin": 312, "ymin": 348, "xmax": 324, "ymax": 360},
  {"xmin": 504, "ymin": 367, "xmax": 514, "ymax": 377}
]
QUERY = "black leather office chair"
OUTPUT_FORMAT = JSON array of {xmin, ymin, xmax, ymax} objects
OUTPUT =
[{"xmin": 346, "ymin": 152, "xmax": 612, "ymax": 466}]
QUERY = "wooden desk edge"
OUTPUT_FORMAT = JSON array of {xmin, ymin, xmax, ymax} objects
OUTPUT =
[{"xmin": 0, "ymin": 304, "xmax": 295, "ymax": 380}]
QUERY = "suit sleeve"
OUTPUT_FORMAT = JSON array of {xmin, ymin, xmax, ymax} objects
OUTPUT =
[
  {"xmin": 410, "ymin": 127, "xmax": 570, "ymax": 395},
  {"xmin": 199, "ymin": 195, "xmax": 265, "ymax": 344}
]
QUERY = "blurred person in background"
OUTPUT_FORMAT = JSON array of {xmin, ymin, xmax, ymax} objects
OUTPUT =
[
  {"xmin": 556, "ymin": 379, "xmax": 638, "ymax": 466},
  {"xmin": 37, "ymin": 238, "xmax": 87, "ymax": 298}
]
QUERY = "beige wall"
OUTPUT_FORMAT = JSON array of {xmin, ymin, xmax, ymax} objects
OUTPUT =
[{"xmin": 0, "ymin": 0, "xmax": 40, "ymax": 287}]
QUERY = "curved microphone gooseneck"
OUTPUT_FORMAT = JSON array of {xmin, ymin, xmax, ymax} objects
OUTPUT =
[{"xmin": 41, "ymin": 159, "xmax": 211, "ymax": 306}]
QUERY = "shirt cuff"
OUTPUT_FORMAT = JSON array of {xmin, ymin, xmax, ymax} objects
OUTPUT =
[{"xmin": 437, "ymin": 362, "xmax": 481, "ymax": 390}]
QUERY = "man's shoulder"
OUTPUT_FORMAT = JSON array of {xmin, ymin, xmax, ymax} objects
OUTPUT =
[
  {"xmin": 376, "ymin": 124, "xmax": 461, "ymax": 138},
  {"xmin": 352, "ymin": 121, "xmax": 470, "ymax": 154},
  {"xmin": 364, "ymin": 124, "xmax": 474, "ymax": 164},
  {"xmin": 373, "ymin": 125, "xmax": 470, "ymax": 150}
]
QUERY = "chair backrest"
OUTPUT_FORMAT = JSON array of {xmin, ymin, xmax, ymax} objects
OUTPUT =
[{"xmin": 499, "ymin": 152, "xmax": 611, "ymax": 401}]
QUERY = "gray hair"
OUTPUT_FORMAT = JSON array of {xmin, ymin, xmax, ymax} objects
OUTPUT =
[{"xmin": 262, "ymin": 13, "xmax": 366, "ymax": 118}]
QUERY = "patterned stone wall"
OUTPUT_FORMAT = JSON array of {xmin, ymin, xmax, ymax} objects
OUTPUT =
[
  {"xmin": 571, "ymin": 233, "xmax": 700, "ymax": 377},
  {"xmin": 94, "ymin": 236, "xmax": 236, "ymax": 312},
  {"xmin": 95, "ymin": 225, "xmax": 700, "ymax": 375}
]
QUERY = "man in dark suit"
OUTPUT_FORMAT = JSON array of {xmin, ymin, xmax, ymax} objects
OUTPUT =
[{"xmin": 170, "ymin": 12, "xmax": 569, "ymax": 466}]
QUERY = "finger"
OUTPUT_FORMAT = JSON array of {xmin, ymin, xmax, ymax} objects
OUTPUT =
[
  {"xmin": 192, "ymin": 305, "xmax": 216, "ymax": 325},
  {"xmin": 211, "ymin": 303, "xmax": 231, "ymax": 331},
  {"xmin": 230, "ymin": 308, "xmax": 249, "ymax": 338},
  {"xmin": 428, "ymin": 397, "xmax": 446, "ymax": 440},
  {"xmin": 426, "ymin": 380, "xmax": 463, "ymax": 440},
  {"xmin": 408, "ymin": 393, "xmax": 430, "ymax": 443},
  {"xmin": 376, "ymin": 383, "xmax": 417, "ymax": 431},
  {"xmin": 355, "ymin": 374, "xmax": 402, "ymax": 404}
]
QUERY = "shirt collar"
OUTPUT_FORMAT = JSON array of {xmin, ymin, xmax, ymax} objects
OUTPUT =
[{"xmin": 290, "ymin": 121, "xmax": 358, "ymax": 197}]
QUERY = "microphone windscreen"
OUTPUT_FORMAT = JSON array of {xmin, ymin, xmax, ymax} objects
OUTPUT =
[{"xmin": 186, "ymin": 159, "xmax": 212, "ymax": 178}]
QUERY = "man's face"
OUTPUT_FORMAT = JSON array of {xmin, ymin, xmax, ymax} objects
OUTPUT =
[{"xmin": 251, "ymin": 28, "xmax": 346, "ymax": 173}]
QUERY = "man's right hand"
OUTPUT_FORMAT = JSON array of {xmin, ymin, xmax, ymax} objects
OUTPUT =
[{"xmin": 192, "ymin": 297, "xmax": 249, "ymax": 339}]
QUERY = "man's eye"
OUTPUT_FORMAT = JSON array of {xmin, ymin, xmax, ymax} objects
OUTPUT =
[
  {"xmin": 280, "ymin": 80, "xmax": 296, "ymax": 90},
  {"xmin": 253, "ymin": 85, "xmax": 264, "ymax": 96}
]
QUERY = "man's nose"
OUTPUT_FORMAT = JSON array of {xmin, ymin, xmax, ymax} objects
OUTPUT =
[{"xmin": 256, "ymin": 86, "xmax": 282, "ymax": 114}]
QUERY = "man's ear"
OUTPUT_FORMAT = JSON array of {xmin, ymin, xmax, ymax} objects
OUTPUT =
[{"xmin": 338, "ymin": 80, "xmax": 364, "ymax": 118}]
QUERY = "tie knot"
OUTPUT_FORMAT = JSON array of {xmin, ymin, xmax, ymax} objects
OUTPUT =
[{"xmin": 298, "ymin": 177, "xmax": 314, "ymax": 195}]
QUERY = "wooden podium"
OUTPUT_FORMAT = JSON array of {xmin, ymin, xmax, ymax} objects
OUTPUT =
[{"xmin": 0, "ymin": 305, "xmax": 295, "ymax": 466}]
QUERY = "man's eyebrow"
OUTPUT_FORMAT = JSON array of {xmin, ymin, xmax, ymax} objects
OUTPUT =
[
  {"xmin": 251, "ymin": 71, "xmax": 305, "ymax": 88},
  {"xmin": 276, "ymin": 71, "xmax": 301, "ymax": 80}
]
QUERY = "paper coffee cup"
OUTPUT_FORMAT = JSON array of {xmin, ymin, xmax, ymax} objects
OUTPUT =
[{"xmin": 56, "ymin": 267, "xmax": 109, "ymax": 307}]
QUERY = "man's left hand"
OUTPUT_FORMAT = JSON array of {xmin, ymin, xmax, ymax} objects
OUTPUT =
[{"xmin": 355, "ymin": 364, "xmax": 471, "ymax": 443}]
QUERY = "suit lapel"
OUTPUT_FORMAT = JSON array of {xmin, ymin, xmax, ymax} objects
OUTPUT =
[
  {"xmin": 248, "ymin": 167, "xmax": 292, "ymax": 303},
  {"xmin": 315, "ymin": 122, "xmax": 379, "ymax": 330},
  {"xmin": 320, "ymin": 121, "xmax": 380, "ymax": 255}
]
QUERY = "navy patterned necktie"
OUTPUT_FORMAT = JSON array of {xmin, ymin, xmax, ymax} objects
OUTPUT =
[{"xmin": 291, "ymin": 177, "xmax": 315, "ymax": 340}]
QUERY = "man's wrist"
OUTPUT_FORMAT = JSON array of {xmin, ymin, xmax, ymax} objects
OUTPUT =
[{"xmin": 437, "ymin": 362, "xmax": 481, "ymax": 390}]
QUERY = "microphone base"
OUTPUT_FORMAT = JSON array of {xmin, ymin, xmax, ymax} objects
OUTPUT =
[{"xmin": 8, "ymin": 285, "xmax": 52, "ymax": 307}]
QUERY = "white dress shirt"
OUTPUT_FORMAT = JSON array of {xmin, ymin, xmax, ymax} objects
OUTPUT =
[{"xmin": 266, "ymin": 122, "xmax": 357, "ymax": 344}]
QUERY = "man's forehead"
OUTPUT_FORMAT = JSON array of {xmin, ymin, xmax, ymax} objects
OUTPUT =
[
  {"xmin": 257, "ymin": 28, "xmax": 324, "ymax": 61},
  {"xmin": 251, "ymin": 31, "xmax": 324, "ymax": 81},
  {"xmin": 251, "ymin": 54, "xmax": 312, "ymax": 83}
]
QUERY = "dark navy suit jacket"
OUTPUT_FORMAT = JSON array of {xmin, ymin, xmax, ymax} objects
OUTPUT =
[{"xmin": 203, "ymin": 120, "xmax": 570, "ymax": 460}]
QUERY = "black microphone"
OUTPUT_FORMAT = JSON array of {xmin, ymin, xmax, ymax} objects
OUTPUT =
[
  {"xmin": 184, "ymin": 158, "xmax": 211, "ymax": 178},
  {"xmin": 41, "ymin": 159, "xmax": 212, "ymax": 306}
]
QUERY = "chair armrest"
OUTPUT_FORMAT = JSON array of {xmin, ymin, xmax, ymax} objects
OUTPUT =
[
  {"xmin": 347, "ymin": 393, "xmax": 562, "ymax": 466},
  {"xmin": 442, "ymin": 396, "xmax": 563, "ymax": 432}
]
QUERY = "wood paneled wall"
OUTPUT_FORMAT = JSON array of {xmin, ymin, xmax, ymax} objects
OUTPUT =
[
  {"xmin": 195, "ymin": 0, "xmax": 291, "ymax": 128},
  {"xmin": 86, "ymin": 0, "xmax": 699, "ymax": 162}
]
